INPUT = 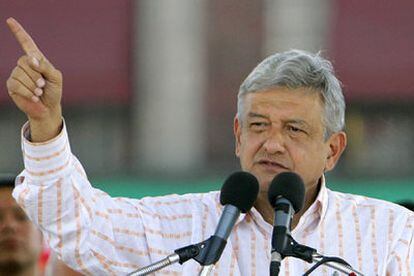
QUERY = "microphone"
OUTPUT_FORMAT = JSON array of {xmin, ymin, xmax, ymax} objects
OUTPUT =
[
  {"xmin": 196, "ymin": 171, "xmax": 259, "ymax": 275},
  {"xmin": 268, "ymin": 172, "xmax": 305, "ymax": 276}
]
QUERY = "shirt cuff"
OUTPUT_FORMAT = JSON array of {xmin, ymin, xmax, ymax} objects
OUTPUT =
[{"xmin": 21, "ymin": 119, "xmax": 72, "ymax": 182}]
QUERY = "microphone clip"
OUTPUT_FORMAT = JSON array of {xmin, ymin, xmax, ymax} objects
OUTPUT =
[
  {"xmin": 192, "ymin": 235, "xmax": 227, "ymax": 265},
  {"xmin": 279, "ymin": 234, "xmax": 316, "ymax": 263}
]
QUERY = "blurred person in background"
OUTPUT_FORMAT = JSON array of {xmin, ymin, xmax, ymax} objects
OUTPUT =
[
  {"xmin": 0, "ymin": 175, "xmax": 82, "ymax": 276},
  {"xmin": 0, "ymin": 174, "xmax": 43, "ymax": 276},
  {"xmin": 4, "ymin": 17, "xmax": 414, "ymax": 275}
]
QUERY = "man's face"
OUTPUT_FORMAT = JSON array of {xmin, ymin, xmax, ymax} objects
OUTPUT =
[
  {"xmin": 0, "ymin": 187, "xmax": 42, "ymax": 271},
  {"xmin": 234, "ymin": 87, "xmax": 345, "ymax": 198}
]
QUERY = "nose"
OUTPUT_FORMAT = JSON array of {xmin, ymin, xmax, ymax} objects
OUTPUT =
[
  {"xmin": 262, "ymin": 130, "xmax": 286, "ymax": 155},
  {"xmin": 0, "ymin": 214, "xmax": 19, "ymax": 233}
]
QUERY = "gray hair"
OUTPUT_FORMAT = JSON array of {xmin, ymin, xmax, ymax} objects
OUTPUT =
[{"xmin": 237, "ymin": 49, "xmax": 345, "ymax": 139}]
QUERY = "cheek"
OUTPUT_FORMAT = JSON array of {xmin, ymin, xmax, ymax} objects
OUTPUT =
[
  {"xmin": 24, "ymin": 225, "xmax": 43, "ymax": 253},
  {"xmin": 241, "ymin": 134, "xmax": 263, "ymax": 154},
  {"xmin": 290, "ymin": 142, "xmax": 327, "ymax": 178},
  {"xmin": 238, "ymin": 134, "xmax": 263, "ymax": 166}
]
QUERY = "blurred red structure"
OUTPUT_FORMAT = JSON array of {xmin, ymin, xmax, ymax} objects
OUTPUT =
[
  {"xmin": 0, "ymin": 1, "xmax": 132, "ymax": 106},
  {"xmin": 331, "ymin": 0, "xmax": 414, "ymax": 102}
]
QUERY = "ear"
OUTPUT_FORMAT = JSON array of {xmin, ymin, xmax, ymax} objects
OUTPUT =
[
  {"xmin": 324, "ymin": 131, "xmax": 347, "ymax": 172},
  {"xmin": 234, "ymin": 115, "xmax": 242, "ymax": 157}
]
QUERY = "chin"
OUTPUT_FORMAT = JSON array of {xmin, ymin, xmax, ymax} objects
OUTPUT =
[{"xmin": 256, "ymin": 176, "xmax": 272, "ymax": 193}]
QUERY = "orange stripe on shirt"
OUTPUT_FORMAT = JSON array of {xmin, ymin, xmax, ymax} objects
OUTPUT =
[
  {"xmin": 77, "ymin": 191, "xmax": 93, "ymax": 220},
  {"xmin": 335, "ymin": 201, "xmax": 344, "ymax": 257},
  {"xmin": 398, "ymin": 239, "xmax": 410, "ymax": 246},
  {"xmin": 319, "ymin": 219, "xmax": 328, "ymax": 275},
  {"xmin": 95, "ymin": 210, "xmax": 110, "ymax": 220},
  {"xmin": 110, "ymin": 208, "xmax": 192, "ymax": 221},
  {"xmin": 248, "ymin": 214, "xmax": 257, "ymax": 276},
  {"xmin": 229, "ymin": 225, "xmax": 239, "ymax": 276},
  {"xmin": 407, "ymin": 258, "xmax": 412, "ymax": 276},
  {"xmin": 114, "ymin": 227, "xmax": 191, "ymax": 239},
  {"xmin": 369, "ymin": 206, "xmax": 379, "ymax": 271},
  {"xmin": 388, "ymin": 209, "xmax": 395, "ymax": 250},
  {"xmin": 352, "ymin": 205, "xmax": 363, "ymax": 271},
  {"xmin": 152, "ymin": 198, "xmax": 192, "ymax": 206},
  {"xmin": 37, "ymin": 185, "xmax": 44, "ymax": 226},
  {"xmin": 26, "ymin": 158, "xmax": 70, "ymax": 177},
  {"xmin": 23, "ymin": 142, "xmax": 67, "ymax": 161},
  {"xmin": 390, "ymin": 251, "xmax": 403, "ymax": 274},
  {"xmin": 91, "ymin": 250, "xmax": 120, "ymax": 276},
  {"xmin": 17, "ymin": 187, "xmax": 29, "ymax": 210}
]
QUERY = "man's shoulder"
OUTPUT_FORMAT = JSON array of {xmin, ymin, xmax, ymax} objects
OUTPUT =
[{"xmin": 328, "ymin": 188, "xmax": 413, "ymax": 218}]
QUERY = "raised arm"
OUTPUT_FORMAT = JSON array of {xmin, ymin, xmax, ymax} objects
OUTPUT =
[{"xmin": 5, "ymin": 18, "xmax": 155, "ymax": 274}]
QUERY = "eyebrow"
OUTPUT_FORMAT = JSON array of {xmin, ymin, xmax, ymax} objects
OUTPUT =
[
  {"xmin": 247, "ymin": 112, "xmax": 269, "ymax": 119},
  {"xmin": 285, "ymin": 119, "xmax": 310, "ymax": 128},
  {"xmin": 247, "ymin": 112, "xmax": 310, "ymax": 127}
]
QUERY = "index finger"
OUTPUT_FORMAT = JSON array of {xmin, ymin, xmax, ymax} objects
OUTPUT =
[{"xmin": 6, "ymin": 17, "xmax": 44, "ymax": 59}]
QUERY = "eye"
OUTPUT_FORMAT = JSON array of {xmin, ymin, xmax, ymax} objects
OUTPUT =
[
  {"xmin": 287, "ymin": 125, "xmax": 306, "ymax": 136},
  {"xmin": 249, "ymin": 122, "xmax": 269, "ymax": 132},
  {"xmin": 288, "ymin": 126, "xmax": 301, "ymax": 132}
]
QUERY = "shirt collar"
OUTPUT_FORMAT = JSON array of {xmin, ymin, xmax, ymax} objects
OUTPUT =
[
  {"xmin": 232, "ymin": 174, "xmax": 330, "ymax": 232},
  {"xmin": 316, "ymin": 174, "xmax": 329, "ymax": 222},
  {"xmin": 294, "ymin": 174, "xmax": 329, "ymax": 232}
]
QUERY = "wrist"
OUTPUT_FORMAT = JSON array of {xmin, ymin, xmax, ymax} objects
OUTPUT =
[{"xmin": 28, "ymin": 108, "xmax": 63, "ymax": 142}]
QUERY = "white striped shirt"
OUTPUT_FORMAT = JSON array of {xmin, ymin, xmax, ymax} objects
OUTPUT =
[{"xmin": 13, "ymin": 122, "xmax": 414, "ymax": 275}]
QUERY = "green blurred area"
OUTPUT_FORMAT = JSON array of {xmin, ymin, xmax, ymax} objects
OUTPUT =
[{"xmin": 93, "ymin": 177, "xmax": 414, "ymax": 203}]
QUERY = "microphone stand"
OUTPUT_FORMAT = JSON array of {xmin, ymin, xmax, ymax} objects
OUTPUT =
[
  {"xmin": 127, "ymin": 244, "xmax": 199, "ymax": 276},
  {"xmin": 127, "ymin": 235, "xmax": 227, "ymax": 276},
  {"xmin": 306, "ymin": 253, "xmax": 364, "ymax": 276},
  {"xmin": 276, "ymin": 234, "xmax": 364, "ymax": 276},
  {"xmin": 198, "ymin": 265, "xmax": 215, "ymax": 276}
]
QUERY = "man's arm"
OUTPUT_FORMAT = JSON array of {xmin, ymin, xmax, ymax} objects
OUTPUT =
[{"xmin": 6, "ymin": 18, "xmax": 154, "ymax": 274}]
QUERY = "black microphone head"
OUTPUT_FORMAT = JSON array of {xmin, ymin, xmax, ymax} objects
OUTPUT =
[
  {"xmin": 267, "ymin": 172, "xmax": 305, "ymax": 213},
  {"xmin": 220, "ymin": 171, "xmax": 259, "ymax": 213}
]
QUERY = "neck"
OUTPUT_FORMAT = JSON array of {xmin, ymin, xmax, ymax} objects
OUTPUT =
[{"xmin": 255, "ymin": 179, "xmax": 321, "ymax": 230}]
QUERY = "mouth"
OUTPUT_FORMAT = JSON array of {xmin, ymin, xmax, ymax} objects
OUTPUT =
[
  {"xmin": 256, "ymin": 159, "xmax": 289, "ymax": 172},
  {"xmin": 0, "ymin": 239, "xmax": 21, "ymax": 249}
]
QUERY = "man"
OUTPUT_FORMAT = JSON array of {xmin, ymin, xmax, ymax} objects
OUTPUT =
[
  {"xmin": 0, "ymin": 175, "xmax": 43, "ymax": 276},
  {"xmin": 0, "ymin": 175, "xmax": 83, "ymax": 276},
  {"xmin": 5, "ymin": 17, "xmax": 414, "ymax": 275}
]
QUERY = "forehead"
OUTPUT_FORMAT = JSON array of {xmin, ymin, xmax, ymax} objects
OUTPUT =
[
  {"xmin": 242, "ymin": 87, "xmax": 324, "ymax": 121},
  {"xmin": 0, "ymin": 187, "xmax": 18, "ymax": 209}
]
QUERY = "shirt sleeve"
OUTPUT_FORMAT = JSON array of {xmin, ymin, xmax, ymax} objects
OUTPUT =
[
  {"xmin": 385, "ymin": 214, "xmax": 414, "ymax": 275},
  {"xmin": 12, "ymin": 121, "xmax": 153, "ymax": 275}
]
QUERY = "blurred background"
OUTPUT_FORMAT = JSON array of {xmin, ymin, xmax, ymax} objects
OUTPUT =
[{"xmin": 0, "ymin": 0, "xmax": 413, "ymax": 202}]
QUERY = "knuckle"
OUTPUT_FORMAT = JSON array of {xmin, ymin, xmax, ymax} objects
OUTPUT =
[
  {"xmin": 17, "ymin": 56, "xmax": 27, "ymax": 66},
  {"xmin": 7, "ymin": 78, "xmax": 17, "ymax": 90}
]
